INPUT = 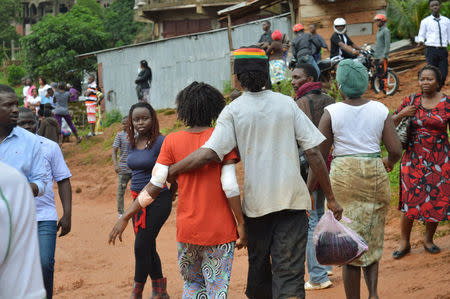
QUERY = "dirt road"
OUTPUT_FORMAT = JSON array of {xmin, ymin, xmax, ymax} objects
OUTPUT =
[{"xmin": 52, "ymin": 64, "xmax": 450, "ymax": 298}]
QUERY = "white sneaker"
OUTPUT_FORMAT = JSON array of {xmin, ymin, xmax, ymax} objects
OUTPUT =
[
  {"xmin": 118, "ymin": 214, "xmax": 123, "ymax": 219},
  {"xmin": 327, "ymin": 270, "xmax": 333, "ymax": 276},
  {"xmin": 305, "ymin": 280, "xmax": 332, "ymax": 290}
]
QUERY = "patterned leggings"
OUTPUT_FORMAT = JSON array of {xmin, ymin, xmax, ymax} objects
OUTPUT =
[{"xmin": 178, "ymin": 242, "xmax": 235, "ymax": 299}]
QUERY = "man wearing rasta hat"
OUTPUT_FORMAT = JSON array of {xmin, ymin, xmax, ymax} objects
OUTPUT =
[{"xmin": 168, "ymin": 47, "xmax": 343, "ymax": 299}]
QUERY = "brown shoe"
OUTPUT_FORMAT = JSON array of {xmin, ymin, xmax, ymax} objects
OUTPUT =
[
  {"xmin": 130, "ymin": 281, "xmax": 145, "ymax": 299},
  {"xmin": 151, "ymin": 277, "xmax": 169, "ymax": 299}
]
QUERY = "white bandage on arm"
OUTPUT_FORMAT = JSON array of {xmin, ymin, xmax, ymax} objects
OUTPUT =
[
  {"xmin": 221, "ymin": 164, "xmax": 240, "ymax": 198},
  {"xmin": 137, "ymin": 189, "xmax": 154, "ymax": 208},
  {"xmin": 150, "ymin": 163, "xmax": 169, "ymax": 188}
]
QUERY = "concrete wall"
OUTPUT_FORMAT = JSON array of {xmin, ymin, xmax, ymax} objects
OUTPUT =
[{"xmin": 97, "ymin": 13, "xmax": 291, "ymax": 115}]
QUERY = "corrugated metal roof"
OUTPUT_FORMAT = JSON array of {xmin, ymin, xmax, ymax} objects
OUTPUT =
[{"xmin": 95, "ymin": 13, "xmax": 291, "ymax": 114}]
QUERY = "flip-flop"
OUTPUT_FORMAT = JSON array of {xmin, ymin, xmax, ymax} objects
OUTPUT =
[
  {"xmin": 423, "ymin": 244, "xmax": 440, "ymax": 254},
  {"xmin": 393, "ymin": 245, "xmax": 411, "ymax": 259}
]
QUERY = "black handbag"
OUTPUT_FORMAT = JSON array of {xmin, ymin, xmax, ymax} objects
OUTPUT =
[{"xmin": 395, "ymin": 94, "xmax": 415, "ymax": 150}]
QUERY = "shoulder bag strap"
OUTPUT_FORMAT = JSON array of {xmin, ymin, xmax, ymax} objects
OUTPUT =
[{"xmin": 305, "ymin": 94, "xmax": 315, "ymax": 124}]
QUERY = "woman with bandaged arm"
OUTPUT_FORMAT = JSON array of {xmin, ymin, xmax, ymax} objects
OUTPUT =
[{"xmin": 109, "ymin": 82, "xmax": 247, "ymax": 298}]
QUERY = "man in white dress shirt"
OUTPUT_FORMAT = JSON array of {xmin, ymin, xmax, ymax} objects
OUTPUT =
[{"xmin": 418, "ymin": 0, "xmax": 450, "ymax": 86}]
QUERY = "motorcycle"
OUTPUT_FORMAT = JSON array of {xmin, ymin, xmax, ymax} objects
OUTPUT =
[{"xmin": 291, "ymin": 45, "xmax": 399, "ymax": 96}]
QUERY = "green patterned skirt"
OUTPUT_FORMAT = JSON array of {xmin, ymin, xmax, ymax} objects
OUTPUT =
[{"xmin": 330, "ymin": 155, "xmax": 390, "ymax": 267}]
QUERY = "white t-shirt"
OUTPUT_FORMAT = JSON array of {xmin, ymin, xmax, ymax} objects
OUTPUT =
[
  {"xmin": 0, "ymin": 162, "xmax": 46, "ymax": 299},
  {"xmin": 325, "ymin": 101, "xmax": 389, "ymax": 156},
  {"xmin": 203, "ymin": 90, "xmax": 325, "ymax": 217},
  {"xmin": 38, "ymin": 84, "xmax": 52, "ymax": 98},
  {"xmin": 23, "ymin": 86, "xmax": 30, "ymax": 98},
  {"xmin": 27, "ymin": 95, "xmax": 41, "ymax": 105}
]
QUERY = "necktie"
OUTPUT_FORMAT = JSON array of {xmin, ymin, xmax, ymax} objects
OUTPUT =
[{"xmin": 434, "ymin": 18, "xmax": 442, "ymax": 47}]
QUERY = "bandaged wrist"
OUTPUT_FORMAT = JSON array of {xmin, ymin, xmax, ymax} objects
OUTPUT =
[
  {"xmin": 221, "ymin": 164, "xmax": 240, "ymax": 198},
  {"xmin": 137, "ymin": 189, "xmax": 154, "ymax": 208},
  {"xmin": 150, "ymin": 163, "xmax": 169, "ymax": 188}
]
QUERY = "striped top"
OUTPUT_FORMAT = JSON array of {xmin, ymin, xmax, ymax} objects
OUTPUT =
[{"xmin": 234, "ymin": 48, "xmax": 268, "ymax": 60}]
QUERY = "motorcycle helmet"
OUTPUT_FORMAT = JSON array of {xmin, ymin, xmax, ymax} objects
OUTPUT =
[{"xmin": 333, "ymin": 18, "xmax": 347, "ymax": 34}]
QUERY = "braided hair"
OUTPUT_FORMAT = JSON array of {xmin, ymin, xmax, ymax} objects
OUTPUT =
[
  {"xmin": 418, "ymin": 65, "xmax": 443, "ymax": 90},
  {"xmin": 127, "ymin": 102, "xmax": 160, "ymax": 149},
  {"xmin": 176, "ymin": 82, "xmax": 225, "ymax": 127}
]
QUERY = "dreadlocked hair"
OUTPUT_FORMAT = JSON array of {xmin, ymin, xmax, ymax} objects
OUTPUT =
[
  {"xmin": 176, "ymin": 82, "xmax": 225, "ymax": 127},
  {"xmin": 127, "ymin": 102, "xmax": 160, "ymax": 149},
  {"xmin": 237, "ymin": 71, "xmax": 269, "ymax": 92}
]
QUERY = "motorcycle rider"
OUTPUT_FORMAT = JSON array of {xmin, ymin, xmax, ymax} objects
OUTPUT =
[
  {"xmin": 374, "ymin": 14, "xmax": 391, "ymax": 93},
  {"xmin": 292, "ymin": 23, "xmax": 322, "ymax": 78},
  {"xmin": 330, "ymin": 18, "xmax": 361, "ymax": 59}
]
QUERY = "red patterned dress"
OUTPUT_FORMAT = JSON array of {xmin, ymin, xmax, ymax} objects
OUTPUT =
[{"xmin": 394, "ymin": 93, "xmax": 449, "ymax": 222}]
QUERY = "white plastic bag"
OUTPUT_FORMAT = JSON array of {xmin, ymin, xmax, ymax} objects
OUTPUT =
[{"xmin": 313, "ymin": 210, "xmax": 369, "ymax": 265}]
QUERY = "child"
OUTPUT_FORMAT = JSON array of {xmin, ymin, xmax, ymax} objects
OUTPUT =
[
  {"xmin": 27, "ymin": 87, "xmax": 41, "ymax": 114},
  {"xmin": 112, "ymin": 116, "xmax": 132, "ymax": 218},
  {"xmin": 109, "ymin": 82, "xmax": 247, "ymax": 298},
  {"xmin": 41, "ymin": 88, "xmax": 54, "ymax": 106}
]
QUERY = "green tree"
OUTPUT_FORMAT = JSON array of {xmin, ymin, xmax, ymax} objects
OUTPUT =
[
  {"xmin": 21, "ymin": 4, "xmax": 110, "ymax": 83},
  {"xmin": 387, "ymin": 0, "xmax": 450, "ymax": 41},
  {"xmin": 0, "ymin": 0, "xmax": 20, "ymax": 55},
  {"xmin": 104, "ymin": 0, "xmax": 142, "ymax": 46}
]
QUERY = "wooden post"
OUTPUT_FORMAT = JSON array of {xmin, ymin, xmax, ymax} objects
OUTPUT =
[
  {"xmin": 226, "ymin": 14, "xmax": 233, "ymax": 51},
  {"xmin": 11, "ymin": 40, "xmax": 15, "ymax": 61},
  {"xmin": 226, "ymin": 14, "xmax": 235, "ymax": 89}
]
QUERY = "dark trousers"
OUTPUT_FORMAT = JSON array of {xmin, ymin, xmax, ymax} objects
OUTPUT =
[
  {"xmin": 245, "ymin": 210, "xmax": 308, "ymax": 299},
  {"xmin": 132, "ymin": 190, "xmax": 172, "ymax": 283},
  {"xmin": 425, "ymin": 47, "xmax": 448, "ymax": 86}
]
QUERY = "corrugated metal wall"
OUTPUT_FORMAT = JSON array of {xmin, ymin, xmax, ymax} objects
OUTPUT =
[{"xmin": 98, "ymin": 13, "xmax": 291, "ymax": 115}]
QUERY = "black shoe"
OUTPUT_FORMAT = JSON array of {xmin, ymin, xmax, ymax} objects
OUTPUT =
[
  {"xmin": 423, "ymin": 244, "xmax": 440, "ymax": 254},
  {"xmin": 393, "ymin": 245, "xmax": 411, "ymax": 259}
]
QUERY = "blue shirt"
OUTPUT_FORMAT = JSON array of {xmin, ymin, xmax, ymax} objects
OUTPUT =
[
  {"xmin": 0, "ymin": 126, "xmax": 46, "ymax": 196},
  {"xmin": 36, "ymin": 136, "xmax": 72, "ymax": 221},
  {"xmin": 127, "ymin": 135, "xmax": 165, "ymax": 192}
]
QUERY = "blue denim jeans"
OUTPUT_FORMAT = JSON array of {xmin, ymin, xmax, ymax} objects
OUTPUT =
[
  {"xmin": 38, "ymin": 221, "xmax": 57, "ymax": 299},
  {"xmin": 306, "ymin": 190, "xmax": 332, "ymax": 284}
]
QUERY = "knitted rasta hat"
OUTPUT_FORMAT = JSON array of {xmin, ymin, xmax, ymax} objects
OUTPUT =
[
  {"xmin": 233, "ymin": 47, "xmax": 269, "ymax": 75},
  {"xmin": 336, "ymin": 59, "xmax": 368, "ymax": 98}
]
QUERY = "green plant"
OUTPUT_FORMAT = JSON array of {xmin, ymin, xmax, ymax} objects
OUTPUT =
[
  {"xmin": 161, "ymin": 120, "xmax": 184, "ymax": 135},
  {"xmin": 103, "ymin": 109, "xmax": 122, "ymax": 128},
  {"xmin": 6, "ymin": 64, "xmax": 26, "ymax": 86},
  {"xmin": 272, "ymin": 80, "xmax": 294, "ymax": 97},
  {"xmin": 326, "ymin": 80, "xmax": 343, "ymax": 102},
  {"xmin": 21, "ymin": 3, "xmax": 110, "ymax": 83},
  {"xmin": 386, "ymin": 0, "xmax": 450, "ymax": 41},
  {"xmin": 222, "ymin": 80, "xmax": 232, "ymax": 95}
]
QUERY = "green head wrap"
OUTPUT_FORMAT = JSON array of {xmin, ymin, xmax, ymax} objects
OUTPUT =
[{"xmin": 336, "ymin": 59, "xmax": 368, "ymax": 98}]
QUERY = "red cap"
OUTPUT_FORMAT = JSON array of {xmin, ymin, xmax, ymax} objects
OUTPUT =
[
  {"xmin": 271, "ymin": 30, "xmax": 282, "ymax": 41},
  {"xmin": 293, "ymin": 23, "xmax": 304, "ymax": 32},
  {"xmin": 374, "ymin": 14, "xmax": 387, "ymax": 22}
]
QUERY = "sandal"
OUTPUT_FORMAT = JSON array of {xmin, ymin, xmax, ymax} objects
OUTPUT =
[
  {"xmin": 423, "ymin": 244, "xmax": 440, "ymax": 254},
  {"xmin": 393, "ymin": 245, "xmax": 411, "ymax": 259}
]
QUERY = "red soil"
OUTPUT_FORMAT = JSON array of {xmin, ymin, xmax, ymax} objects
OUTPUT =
[{"xmin": 53, "ymin": 65, "xmax": 449, "ymax": 298}]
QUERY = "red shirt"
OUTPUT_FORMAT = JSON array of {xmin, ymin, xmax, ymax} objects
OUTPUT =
[{"xmin": 157, "ymin": 128, "xmax": 239, "ymax": 245}]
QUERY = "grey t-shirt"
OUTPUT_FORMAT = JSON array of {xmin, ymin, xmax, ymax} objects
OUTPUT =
[
  {"xmin": 374, "ymin": 25, "xmax": 391, "ymax": 59},
  {"xmin": 53, "ymin": 90, "xmax": 70, "ymax": 115},
  {"xmin": 203, "ymin": 90, "xmax": 325, "ymax": 217}
]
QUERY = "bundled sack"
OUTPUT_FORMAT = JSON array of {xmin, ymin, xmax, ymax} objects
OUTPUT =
[{"xmin": 313, "ymin": 210, "xmax": 368, "ymax": 265}]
